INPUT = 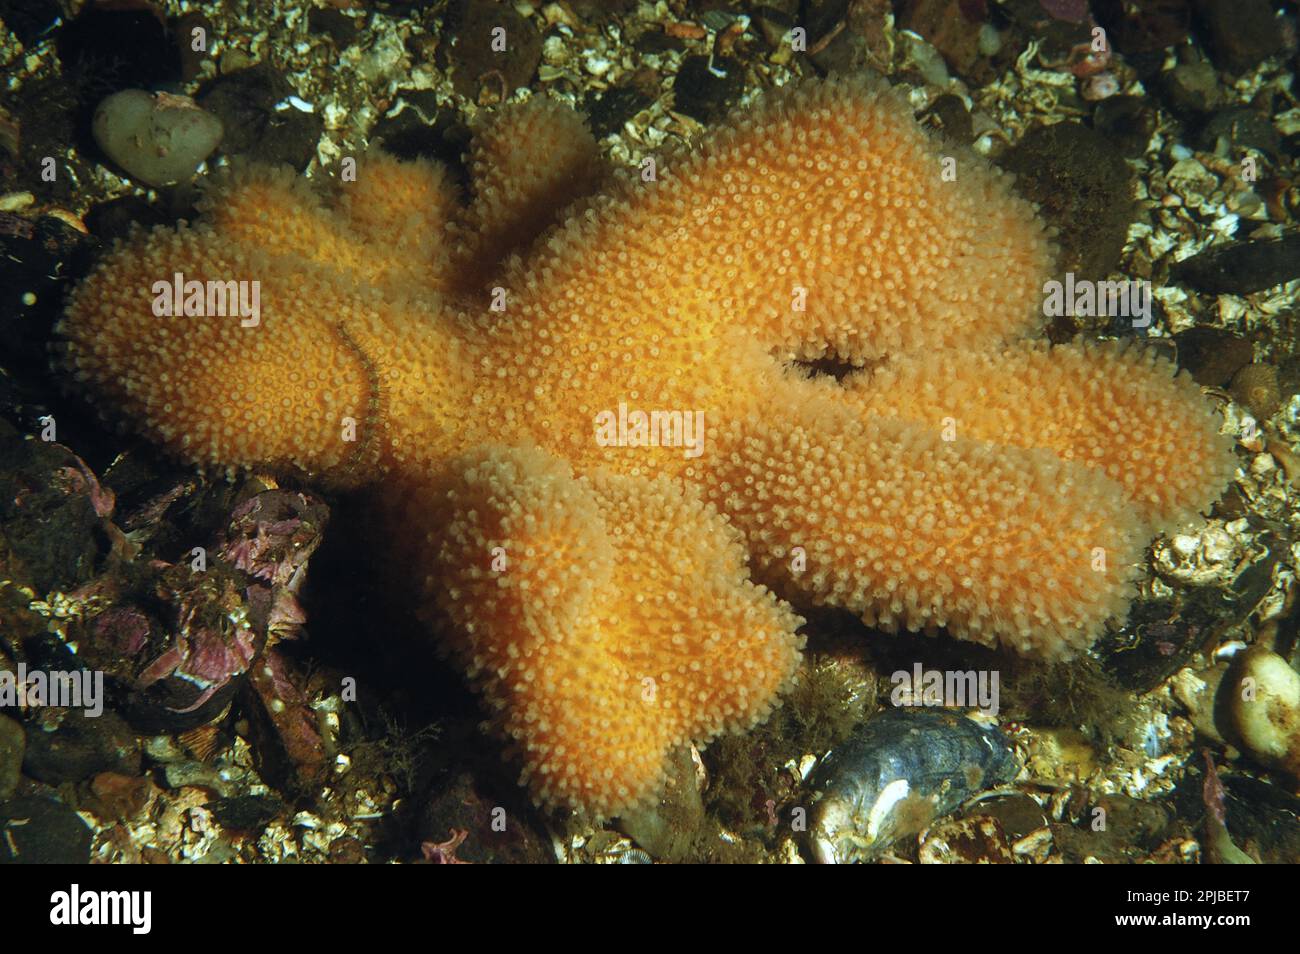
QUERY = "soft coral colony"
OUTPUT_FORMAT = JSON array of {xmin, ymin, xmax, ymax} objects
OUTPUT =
[{"xmin": 60, "ymin": 76, "xmax": 1236, "ymax": 818}]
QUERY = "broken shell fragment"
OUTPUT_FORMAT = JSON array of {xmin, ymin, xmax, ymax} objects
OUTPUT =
[{"xmin": 806, "ymin": 709, "xmax": 1021, "ymax": 863}]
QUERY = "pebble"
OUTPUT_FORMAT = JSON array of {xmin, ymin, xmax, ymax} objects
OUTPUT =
[
  {"xmin": 1172, "ymin": 235, "xmax": 1300, "ymax": 295},
  {"xmin": 447, "ymin": 0, "xmax": 542, "ymax": 101},
  {"xmin": 1171, "ymin": 533, "xmax": 1200, "ymax": 558},
  {"xmin": 1092, "ymin": 0, "xmax": 1191, "ymax": 54},
  {"xmin": 1173, "ymin": 326, "xmax": 1254, "ymax": 387},
  {"xmin": 92, "ymin": 90, "xmax": 223, "ymax": 187},
  {"xmin": 803, "ymin": 0, "xmax": 891, "ymax": 75},
  {"xmin": 671, "ymin": 55, "xmax": 745, "ymax": 125},
  {"xmin": 1172, "ymin": 664, "xmax": 1228, "ymax": 744},
  {"xmin": 1157, "ymin": 59, "xmax": 1222, "ymax": 116},
  {"xmin": 0, "ymin": 795, "xmax": 93, "ymax": 864},
  {"xmin": 87, "ymin": 771, "xmax": 154, "ymax": 821},
  {"xmin": 977, "ymin": 23, "xmax": 1002, "ymax": 56},
  {"xmin": 584, "ymin": 54, "xmax": 613, "ymax": 77},
  {"xmin": 1198, "ymin": 107, "xmax": 1282, "ymax": 159},
  {"xmin": 1092, "ymin": 96, "xmax": 1156, "ymax": 158},
  {"xmin": 898, "ymin": 0, "xmax": 986, "ymax": 78},
  {"xmin": 1200, "ymin": 526, "xmax": 1236, "ymax": 563},
  {"xmin": 205, "ymin": 794, "xmax": 287, "ymax": 832},
  {"xmin": 162, "ymin": 760, "xmax": 231, "ymax": 796},
  {"xmin": 22, "ymin": 709, "xmax": 141, "ymax": 785},
  {"xmin": 369, "ymin": 93, "xmax": 470, "ymax": 166},
  {"xmin": 176, "ymin": 12, "xmax": 216, "ymax": 82},
  {"xmin": 972, "ymin": 793, "xmax": 1049, "ymax": 839},
  {"xmin": 307, "ymin": 7, "xmax": 360, "ymax": 49},
  {"xmin": 753, "ymin": 5, "xmax": 795, "ymax": 50},
  {"xmin": 583, "ymin": 85, "xmax": 654, "ymax": 139},
  {"xmin": 198, "ymin": 64, "xmax": 322, "ymax": 171},
  {"xmin": 1224, "ymin": 646, "xmax": 1300, "ymax": 779},
  {"xmin": 923, "ymin": 93, "xmax": 974, "ymax": 144},
  {"xmin": 998, "ymin": 122, "xmax": 1134, "ymax": 279},
  {"xmin": 1193, "ymin": 0, "xmax": 1286, "ymax": 73},
  {"xmin": 0, "ymin": 715, "xmax": 24, "ymax": 801},
  {"xmin": 617, "ymin": 746, "xmax": 706, "ymax": 862}
]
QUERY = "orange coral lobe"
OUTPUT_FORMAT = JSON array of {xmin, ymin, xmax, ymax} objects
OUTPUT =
[
  {"xmin": 849, "ymin": 340, "xmax": 1237, "ymax": 530},
  {"xmin": 422, "ymin": 446, "xmax": 801, "ymax": 816}
]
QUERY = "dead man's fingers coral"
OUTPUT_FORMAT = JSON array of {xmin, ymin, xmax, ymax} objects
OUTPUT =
[
  {"xmin": 58, "ymin": 74, "xmax": 1239, "ymax": 817},
  {"xmin": 418, "ymin": 445, "xmax": 803, "ymax": 817}
]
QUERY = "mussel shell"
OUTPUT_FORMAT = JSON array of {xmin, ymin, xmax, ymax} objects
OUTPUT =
[{"xmin": 807, "ymin": 708, "xmax": 1020, "ymax": 863}]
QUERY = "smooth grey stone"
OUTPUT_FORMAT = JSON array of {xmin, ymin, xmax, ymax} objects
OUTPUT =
[{"xmin": 92, "ymin": 89, "xmax": 223, "ymax": 187}]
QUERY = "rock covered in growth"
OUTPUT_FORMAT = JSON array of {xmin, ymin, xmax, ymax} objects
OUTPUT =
[
  {"xmin": 1172, "ymin": 235, "xmax": 1300, "ymax": 295},
  {"xmin": 60, "ymin": 77, "xmax": 1236, "ymax": 815}
]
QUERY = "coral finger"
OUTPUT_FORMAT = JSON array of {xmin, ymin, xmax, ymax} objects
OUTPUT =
[
  {"xmin": 60, "ymin": 228, "xmax": 378, "ymax": 481},
  {"xmin": 844, "ymin": 340, "xmax": 1238, "ymax": 529},
  {"xmin": 418, "ymin": 445, "xmax": 803, "ymax": 816},
  {"xmin": 704, "ymin": 390, "xmax": 1146, "ymax": 658},
  {"xmin": 201, "ymin": 160, "xmax": 455, "ymax": 296},
  {"xmin": 452, "ymin": 97, "xmax": 608, "ymax": 287},
  {"xmin": 332, "ymin": 152, "xmax": 462, "ymax": 292},
  {"xmin": 512, "ymin": 74, "xmax": 1052, "ymax": 363}
]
